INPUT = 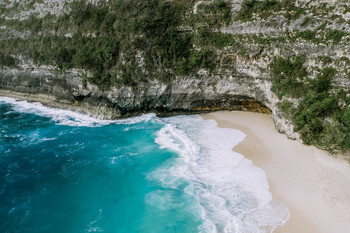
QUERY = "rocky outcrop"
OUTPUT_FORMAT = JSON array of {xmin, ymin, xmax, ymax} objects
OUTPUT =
[
  {"xmin": 0, "ymin": 57, "xmax": 300, "ymax": 140},
  {"xmin": 0, "ymin": 65, "xmax": 271, "ymax": 116}
]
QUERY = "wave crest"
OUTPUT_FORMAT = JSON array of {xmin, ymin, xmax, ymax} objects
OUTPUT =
[
  {"xmin": 0, "ymin": 97, "xmax": 155, "ymax": 127},
  {"xmin": 152, "ymin": 115, "xmax": 289, "ymax": 233}
]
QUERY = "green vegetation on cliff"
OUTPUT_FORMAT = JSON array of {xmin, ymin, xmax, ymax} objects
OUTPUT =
[
  {"xmin": 33, "ymin": 0, "xmax": 197, "ymax": 88},
  {"xmin": 271, "ymin": 56, "xmax": 350, "ymax": 153},
  {"xmin": 235, "ymin": 0, "xmax": 305, "ymax": 21},
  {"xmin": 0, "ymin": 0, "xmax": 234, "ymax": 89},
  {"xmin": 194, "ymin": 0, "xmax": 231, "ymax": 27},
  {"xmin": 270, "ymin": 55, "xmax": 308, "ymax": 99},
  {"xmin": 0, "ymin": 52, "xmax": 17, "ymax": 68}
]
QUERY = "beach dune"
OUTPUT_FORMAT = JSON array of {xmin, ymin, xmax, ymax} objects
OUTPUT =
[{"xmin": 202, "ymin": 111, "xmax": 350, "ymax": 233}]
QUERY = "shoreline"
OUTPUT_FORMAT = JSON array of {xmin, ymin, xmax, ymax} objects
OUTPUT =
[
  {"xmin": 2, "ymin": 93, "xmax": 350, "ymax": 232},
  {"xmin": 0, "ymin": 90, "xmax": 94, "ymax": 116},
  {"xmin": 0, "ymin": 89, "xmax": 272, "ymax": 120},
  {"xmin": 202, "ymin": 111, "xmax": 350, "ymax": 233}
]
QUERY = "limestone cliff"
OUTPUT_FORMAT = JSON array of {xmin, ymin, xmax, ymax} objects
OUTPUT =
[{"xmin": 0, "ymin": 0, "xmax": 349, "ymax": 153}]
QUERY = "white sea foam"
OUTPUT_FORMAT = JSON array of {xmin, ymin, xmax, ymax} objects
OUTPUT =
[
  {"xmin": 1, "ymin": 96, "xmax": 289, "ymax": 231},
  {"xmin": 85, "ymin": 209, "xmax": 103, "ymax": 233},
  {"xmin": 0, "ymin": 97, "xmax": 155, "ymax": 127},
  {"xmin": 152, "ymin": 115, "xmax": 289, "ymax": 233}
]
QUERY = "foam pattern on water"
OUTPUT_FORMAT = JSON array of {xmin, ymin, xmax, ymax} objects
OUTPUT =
[
  {"xmin": 152, "ymin": 115, "xmax": 289, "ymax": 233},
  {"xmin": 0, "ymin": 97, "xmax": 155, "ymax": 127},
  {"xmin": 0, "ymin": 96, "xmax": 289, "ymax": 232}
]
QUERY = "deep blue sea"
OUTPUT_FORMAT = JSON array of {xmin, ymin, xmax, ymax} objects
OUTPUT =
[{"xmin": 0, "ymin": 97, "xmax": 289, "ymax": 233}]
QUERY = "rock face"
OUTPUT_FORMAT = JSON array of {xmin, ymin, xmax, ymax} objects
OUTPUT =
[
  {"xmin": 0, "ymin": 61, "xmax": 295, "ymax": 137},
  {"xmin": 1, "ymin": 0, "xmax": 350, "ymax": 146},
  {"xmin": 0, "ymin": 65, "xmax": 272, "ymax": 116}
]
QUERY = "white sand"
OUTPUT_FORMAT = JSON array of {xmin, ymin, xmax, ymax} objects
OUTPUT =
[{"xmin": 202, "ymin": 111, "xmax": 350, "ymax": 233}]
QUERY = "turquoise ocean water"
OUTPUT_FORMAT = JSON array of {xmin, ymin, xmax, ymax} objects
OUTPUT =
[{"xmin": 0, "ymin": 97, "xmax": 289, "ymax": 233}]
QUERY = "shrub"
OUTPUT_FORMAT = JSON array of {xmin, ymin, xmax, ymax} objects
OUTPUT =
[
  {"xmin": 309, "ymin": 67, "xmax": 336, "ymax": 93},
  {"xmin": 197, "ymin": 26, "xmax": 237, "ymax": 48},
  {"xmin": 326, "ymin": 29, "xmax": 346, "ymax": 44},
  {"xmin": 235, "ymin": 0, "xmax": 303, "ymax": 21},
  {"xmin": 319, "ymin": 56, "xmax": 332, "ymax": 63},
  {"xmin": 277, "ymin": 100, "xmax": 294, "ymax": 117},
  {"xmin": 235, "ymin": 0, "xmax": 278, "ymax": 21},
  {"xmin": 0, "ymin": 52, "xmax": 17, "ymax": 67},
  {"xmin": 196, "ymin": 0, "xmax": 232, "ymax": 25},
  {"xmin": 270, "ymin": 55, "xmax": 307, "ymax": 99},
  {"xmin": 342, "ymin": 107, "xmax": 350, "ymax": 127},
  {"xmin": 271, "ymin": 56, "xmax": 347, "ymax": 152},
  {"xmin": 189, "ymin": 49, "xmax": 216, "ymax": 70},
  {"xmin": 291, "ymin": 91, "xmax": 345, "ymax": 151},
  {"xmin": 296, "ymin": 30, "xmax": 316, "ymax": 40}
]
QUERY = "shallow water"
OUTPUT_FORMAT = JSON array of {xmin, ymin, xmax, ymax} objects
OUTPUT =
[{"xmin": 0, "ymin": 97, "xmax": 288, "ymax": 233}]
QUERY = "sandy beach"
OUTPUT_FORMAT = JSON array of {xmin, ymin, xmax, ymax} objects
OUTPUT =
[{"xmin": 202, "ymin": 111, "xmax": 350, "ymax": 233}]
